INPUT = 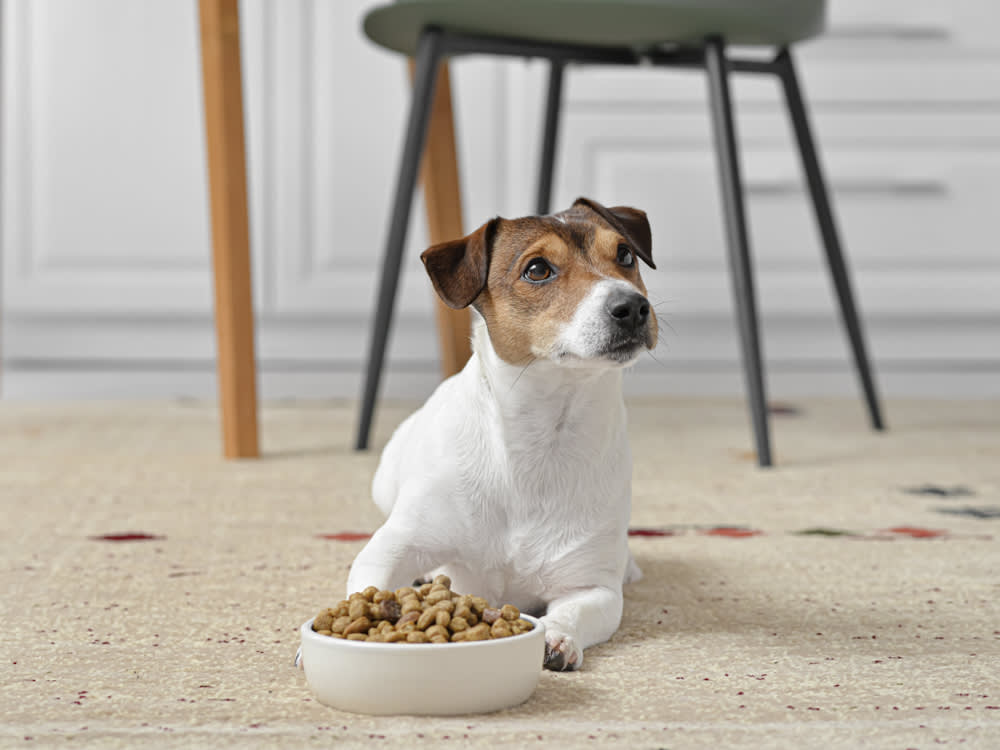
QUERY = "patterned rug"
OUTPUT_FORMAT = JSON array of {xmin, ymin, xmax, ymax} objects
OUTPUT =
[{"xmin": 2, "ymin": 397, "xmax": 998, "ymax": 747}]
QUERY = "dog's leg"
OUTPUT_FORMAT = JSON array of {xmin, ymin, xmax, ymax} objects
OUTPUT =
[
  {"xmin": 541, "ymin": 585, "xmax": 623, "ymax": 671},
  {"xmin": 345, "ymin": 523, "xmax": 445, "ymax": 596}
]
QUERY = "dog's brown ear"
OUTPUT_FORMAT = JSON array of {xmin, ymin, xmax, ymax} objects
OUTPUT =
[
  {"xmin": 420, "ymin": 218, "xmax": 499, "ymax": 309},
  {"xmin": 573, "ymin": 197, "xmax": 655, "ymax": 269}
]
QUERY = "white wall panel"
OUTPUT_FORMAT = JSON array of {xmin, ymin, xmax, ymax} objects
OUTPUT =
[
  {"xmin": 1, "ymin": 0, "xmax": 507, "ymax": 394},
  {"xmin": 2, "ymin": 0, "xmax": 213, "ymax": 314}
]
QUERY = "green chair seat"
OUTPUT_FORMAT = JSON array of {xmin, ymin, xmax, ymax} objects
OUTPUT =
[{"xmin": 364, "ymin": 0, "xmax": 827, "ymax": 56}]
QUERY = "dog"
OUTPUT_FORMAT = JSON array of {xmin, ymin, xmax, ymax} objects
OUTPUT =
[{"xmin": 346, "ymin": 197, "xmax": 657, "ymax": 670}]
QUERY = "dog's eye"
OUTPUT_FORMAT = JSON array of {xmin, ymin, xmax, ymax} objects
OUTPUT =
[
  {"xmin": 616, "ymin": 244, "xmax": 635, "ymax": 268},
  {"xmin": 523, "ymin": 259, "xmax": 554, "ymax": 282}
]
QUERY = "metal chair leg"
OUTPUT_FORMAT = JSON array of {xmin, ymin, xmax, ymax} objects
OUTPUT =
[
  {"xmin": 776, "ymin": 48, "xmax": 885, "ymax": 432},
  {"xmin": 536, "ymin": 60, "xmax": 565, "ymax": 215},
  {"xmin": 704, "ymin": 37, "xmax": 773, "ymax": 468},
  {"xmin": 356, "ymin": 29, "xmax": 446, "ymax": 450}
]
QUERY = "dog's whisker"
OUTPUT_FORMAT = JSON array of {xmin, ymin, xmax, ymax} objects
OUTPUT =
[
  {"xmin": 509, "ymin": 357, "xmax": 537, "ymax": 393},
  {"xmin": 644, "ymin": 349, "xmax": 668, "ymax": 369}
]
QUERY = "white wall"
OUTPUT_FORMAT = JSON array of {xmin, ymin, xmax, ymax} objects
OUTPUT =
[{"xmin": 2, "ymin": 0, "xmax": 998, "ymax": 402}]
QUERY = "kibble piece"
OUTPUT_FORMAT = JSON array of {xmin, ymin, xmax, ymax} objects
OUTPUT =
[
  {"xmin": 346, "ymin": 633, "xmax": 368, "ymax": 641},
  {"xmin": 449, "ymin": 616, "xmax": 469, "ymax": 632},
  {"xmin": 425, "ymin": 588, "xmax": 450, "ymax": 605},
  {"xmin": 331, "ymin": 615, "xmax": 352, "ymax": 635},
  {"xmin": 435, "ymin": 609, "xmax": 451, "ymax": 628},
  {"xmin": 418, "ymin": 582, "xmax": 434, "ymax": 597},
  {"xmin": 316, "ymin": 629, "xmax": 333, "ymax": 637},
  {"xmin": 491, "ymin": 619, "xmax": 513, "ymax": 638},
  {"xmin": 374, "ymin": 599, "xmax": 402, "ymax": 623},
  {"xmin": 373, "ymin": 589, "xmax": 395, "ymax": 604},
  {"xmin": 395, "ymin": 586, "xmax": 416, "ymax": 600},
  {"xmin": 464, "ymin": 623, "xmax": 491, "ymax": 641},
  {"xmin": 469, "ymin": 596, "xmax": 489, "ymax": 615},
  {"xmin": 343, "ymin": 616, "xmax": 371, "ymax": 636},
  {"xmin": 396, "ymin": 610, "xmax": 419, "ymax": 627},
  {"xmin": 385, "ymin": 631, "xmax": 408, "ymax": 643},
  {"xmin": 432, "ymin": 574, "xmax": 452, "ymax": 588},
  {"xmin": 313, "ymin": 610, "xmax": 335, "ymax": 631},
  {"xmin": 425, "ymin": 624, "xmax": 449, "ymax": 641},
  {"xmin": 401, "ymin": 596, "xmax": 422, "ymax": 615},
  {"xmin": 361, "ymin": 585, "xmax": 379, "ymax": 601},
  {"xmin": 406, "ymin": 631, "xmax": 429, "ymax": 644},
  {"xmin": 416, "ymin": 608, "xmax": 438, "ymax": 631},
  {"xmin": 348, "ymin": 598, "xmax": 368, "ymax": 621},
  {"xmin": 500, "ymin": 604, "xmax": 520, "ymax": 621},
  {"xmin": 333, "ymin": 601, "xmax": 350, "ymax": 618}
]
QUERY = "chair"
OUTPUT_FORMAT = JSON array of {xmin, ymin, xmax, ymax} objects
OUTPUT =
[{"xmin": 354, "ymin": 0, "xmax": 886, "ymax": 467}]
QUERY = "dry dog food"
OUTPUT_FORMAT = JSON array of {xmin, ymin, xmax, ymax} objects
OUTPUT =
[{"xmin": 311, "ymin": 575, "xmax": 534, "ymax": 643}]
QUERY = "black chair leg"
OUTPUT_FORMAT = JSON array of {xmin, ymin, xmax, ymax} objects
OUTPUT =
[
  {"xmin": 356, "ymin": 29, "xmax": 446, "ymax": 450},
  {"xmin": 776, "ymin": 48, "xmax": 885, "ymax": 432},
  {"xmin": 704, "ymin": 37, "xmax": 773, "ymax": 468},
  {"xmin": 536, "ymin": 60, "xmax": 565, "ymax": 215}
]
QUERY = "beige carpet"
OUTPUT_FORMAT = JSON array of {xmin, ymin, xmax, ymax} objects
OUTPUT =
[{"xmin": 3, "ymin": 397, "xmax": 999, "ymax": 748}]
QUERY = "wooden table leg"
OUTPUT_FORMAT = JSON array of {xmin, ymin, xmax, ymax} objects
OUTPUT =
[
  {"xmin": 410, "ymin": 61, "xmax": 472, "ymax": 378},
  {"xmin": 198, "ymin": 0, "xmax": 259, "ymax": 458}
]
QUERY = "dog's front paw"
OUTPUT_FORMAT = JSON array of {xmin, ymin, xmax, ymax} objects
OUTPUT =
[{"xmin": 543, "ymin": 631, "xmax": 583, "ymax": 672}]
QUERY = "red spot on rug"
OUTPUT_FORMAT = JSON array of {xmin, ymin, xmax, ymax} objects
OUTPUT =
[
  {"xmin": 316, "ymin": 532, "xmax": 372, "ymax": 542},
  {"xmin": 768, "ymin": 402, "xmax": 802, "ymax": 416},
  {"xmin": 628, "ymin": 528, "xmax": 677, "ymax": 537},
  {"xmin": 702, "ymin": 527, "xmax": 763, "ymax": 538},
  {"xmin": 90, "ymin": 532, "xmax": 164, "ymax": 542},
  {"xmin": 885, "ymin": 526, "xmax": 947, "ymax": 539}
]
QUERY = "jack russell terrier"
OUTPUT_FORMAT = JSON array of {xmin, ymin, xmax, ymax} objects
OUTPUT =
[{"xmin": 347, "ymin": 197, "xmax": 657, "ymax": 670}]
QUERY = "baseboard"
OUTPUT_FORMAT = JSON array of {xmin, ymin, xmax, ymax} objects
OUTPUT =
[{"xmin": 3, "ymin": 362, "xmax": 997, "ymax": 401}]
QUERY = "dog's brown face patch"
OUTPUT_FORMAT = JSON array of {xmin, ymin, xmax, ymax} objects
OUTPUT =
[{"xmin": 475, "ymin": 208, "xmax": 656, "ymax": 366}]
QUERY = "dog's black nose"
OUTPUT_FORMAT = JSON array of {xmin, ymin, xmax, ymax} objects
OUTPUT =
[{"xmin": 606, "ymin": 291, "xmax": 650, "ymax": 331}]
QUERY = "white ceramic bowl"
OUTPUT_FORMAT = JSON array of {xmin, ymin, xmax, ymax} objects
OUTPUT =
[{"xmin": 299, "ymin": 614, "xmax": 545, "ymax": 715}]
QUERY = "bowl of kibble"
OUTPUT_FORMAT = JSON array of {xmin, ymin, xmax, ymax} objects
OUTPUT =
[{"xmin": 299, "ymin": 575, "xmax": 545, "ymax": 715}]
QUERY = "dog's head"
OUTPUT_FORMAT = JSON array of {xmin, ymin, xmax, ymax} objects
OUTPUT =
[{"xmin": 421, "ymin": 197, "xmax": 657, "ymax": 367}]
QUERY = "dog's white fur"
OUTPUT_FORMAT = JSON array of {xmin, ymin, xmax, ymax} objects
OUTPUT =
[{"xmin": 346, "ymin": 274, "xmax": 648, "ymax": 669}]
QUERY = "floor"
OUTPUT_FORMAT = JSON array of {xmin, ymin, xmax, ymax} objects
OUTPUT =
[{"xmin": 3, "ymin": 397, "xmax": 999, "ymax": 748}]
